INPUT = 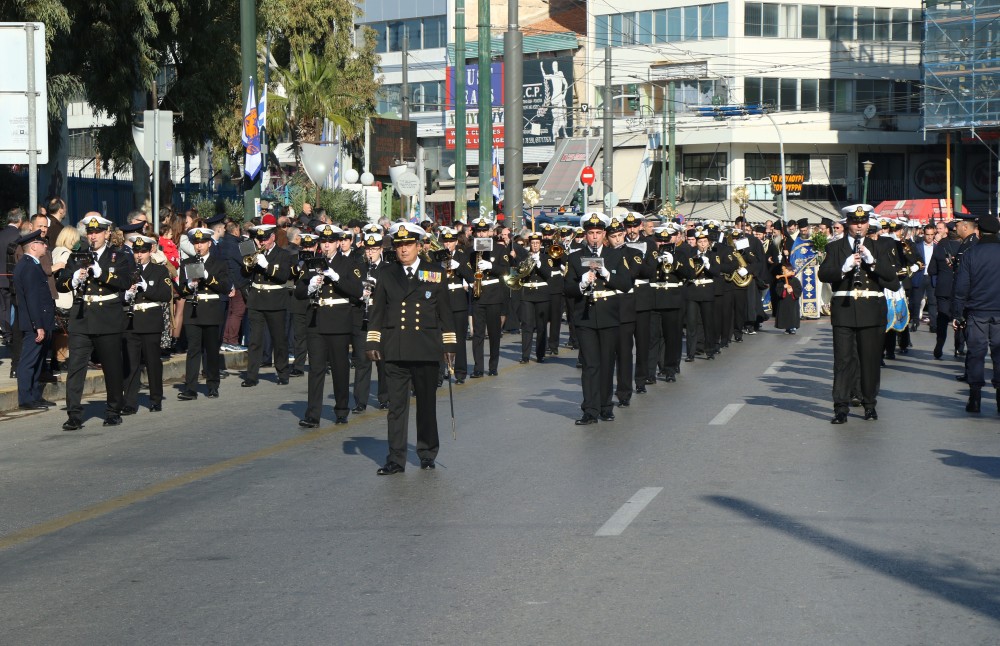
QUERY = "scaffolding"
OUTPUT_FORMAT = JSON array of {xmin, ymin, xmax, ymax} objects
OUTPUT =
[{"xmin": 923, "ymin": 0, "xmax": 1000, "ymax": 130}]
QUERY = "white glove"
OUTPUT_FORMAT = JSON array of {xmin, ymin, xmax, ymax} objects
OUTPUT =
[
  {"xmin": 138, "ymin": 278, "xmax": 148, "ymax": 291},
  {"xmin": 307, "ymin": 274, "xmax": 323, "ymax": 294},
  {"xmin": 71, "ymin": 269, "xmax": 87, "ymax": 289},
  {"xmin": 909, "ymin": 263, "xmax": 920, "ymax": 273},
  {"xmin": 448, "ymin": 259, "xmax": 460, "ymax": 269},
  {"xmin": 580, "ymin": 271, "xmax": 595, "ymax": 291},
  {"xmin": 860, "ymin": 246, "xmax": 875, "ymax": 264},
  {"xmin": 701, "ymin": 255, "xmax": 711, "ymax": 269},
  {"xmin": 187, "ymin": 280, "xmax": 198, "ymax": 290},
  {"xmin": 202, "ymin": 271, "xmax": 210, "ymax": 282},
  {"xmin": 323, "ymin": 268, "xmax": 339, "ymax": 282},
  {"xmin": 662, "ymin": 252, "xmax": 674, "ymax": 265},
  {"xmin": 90, "ymin": 263, "xmax": 102, "ymax": 278},
  {"xmin": 256, "ymin": 254, "xmax": 269, "ymax": 269},
  {"xmin": 737, "ymin": 267, "xmax": 749, "ymax": 277},
  {"xmin": 599, "ymin": 266, "xmax": 611, "ymax": 281},
  {"xmin": 477, "ymin": 260, "xmax": 493, "ymax": 271},
  {"xmin": 842, "ymin": 255, "xmax": 858, "ymax": 272},
  {"xmin": 533, "ymin": 253, "xmax": 541, "ymax": 268},
  {"xmin": 124, "ymin": 290, "xmax": 135, "ymax": 303}
]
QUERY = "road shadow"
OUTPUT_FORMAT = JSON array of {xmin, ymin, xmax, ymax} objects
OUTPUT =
[
  {"xmin": 342, "ymin": 435, "xmax": 424, "ymax": 468},
  {"xmin": 933, "ymin": 449, "xmax": 1000, "ymax": 480},
  {"xmin": 704, "ymin": 494, "xmax": 1000, "ymax": 622},
  {"xmin": 745, "ymin": 393, "xmax": 831, "ymax": 422}
]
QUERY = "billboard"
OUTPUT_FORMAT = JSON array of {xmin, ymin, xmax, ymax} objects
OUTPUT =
[
  {"xmin": 445, "ymin": 57, "xmax": 574, "ymax": 150},
  {"xmin": 369, "ymin": 117, "xmax": 417, "ymax": 176}
]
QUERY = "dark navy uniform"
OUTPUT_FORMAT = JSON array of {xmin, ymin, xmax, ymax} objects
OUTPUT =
[
  {"xmin": 684, "ymin": 235, "xmax": 725, "ymax": 361},
  {"xmin": 515, "ymin": 239, "xmax": 553, "ymax": 363},
  {"xmin": 122, "ymin": 244, "xmax": 172, "ymax": 412},
  {"xmin": 56, "ymin": 216, "xmax": 132, "ymax": 429},
  {"xmin": 241, "ymin": 226, "xmax": 293, "ymax": 385},
  {"xmin": 652, "ymin": 235, "xmax": 692, "ymax": 382},
  {"xmin": 444, "ymin": 245, "xmax": 471, "ymax": 382},
  {"xmin": 351, "ymin": 236, "xmax": 390, "ymax": 412},
  {"xmin": 465, "ymin": 218, "xmax": 510, "ymax": 377},
  {"xmin": 177, "ymin": 248, "xmax": 230, "ymax": 398},
  {"xmin": 12, "ymin": 231, "xmax": 55, "ymax": 408},
  {"xmin": 928, "ymin": 233, "xmax": 961, "ymax": 357}
]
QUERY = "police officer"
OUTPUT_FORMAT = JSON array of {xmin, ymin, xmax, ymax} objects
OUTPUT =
[
  {"xmin": 817, "ymin": 204, "xmax": 898, "ymax": 424},
  {"xmin": 951, "ymin": 214, "xmax": 1000, "ymax": 413},
  {"xmin": 564, "ymin": 212, "xmax": 632, "ymax": 425},
  {"xmin": 56, "ymin": 214, "xmax": 133, "ymax": 430},
  {"xmin": 366, "ymin": 222, "xmax": 458, "ymax": 475},
  {"xmin": 122, "ymin": 235, "xmax": 172, "ymax": 413},
  {"xmin": 241, "ymin": 223, "xmax": 293, "ymax": 387},
  {"xmin": 297, "ymin": 224, "xmax": 363, "ymax": 427},
  {"xmin": 11, "ymin": 229, "xmax": 55, "ymax": 411},
  {"xmin": 176, "ymin": 227, "xmax": 230, "ymax": 400}
]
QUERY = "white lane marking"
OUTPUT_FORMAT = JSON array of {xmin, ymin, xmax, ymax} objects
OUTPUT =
[
  {"xmin": 595, "ymin": 487, "xmax": 663, "ymax": 537},
  {"xmin": 763, "ymin": 361, "xmax": 785, "ymax": 376},
  {"xmin": 709, "ymin": 403, "xmax": 744, "ymax": 425},
  {"xmin": 797, "ymin": 335, "xmax": 812, "ymax": 345}
]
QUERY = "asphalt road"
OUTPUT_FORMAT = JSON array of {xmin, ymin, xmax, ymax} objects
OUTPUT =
[{"xmin": 0, "ymin": 322, "xmax": 998, "ymax": 645}]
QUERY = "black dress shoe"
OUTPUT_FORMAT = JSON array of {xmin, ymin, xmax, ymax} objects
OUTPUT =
[
  {"xmin": 635, "ymin": 386, "xmax": 646, "ymax": 394},
  {"xmin": 706, "ymin": 353, "xmax": 715, "ymax": 360},
  {"xmin": 276, "ymin": 378, "xmax": 289, "ymax": 385},
  {"xmin": 966, "ymin": 393, "xmax": 982, "ymax": 413},
  {"xmin": 335, "ymin": 416, "xmax": 348, "ymax": 424},
  {"xmin": 518, "ymin": 358, "xmax": 529, "ymax": 364},
  {"xmin": 665, "ymin": 375, "xmax": 676, "ymax": 383},
  {"xmin": 352, "ymin": 405, "xmax": 367, "ymax": 414},
  {"xmin": 149, "ymin": 403, "xmax": 162, "ymax": 412},
  {"xmin": 536, "ymin": 357, "xmax": 545, "ymax": 364},
  {"xmin": 103, "ymin": 414, "xmax": 122, "ymax": 426},
  {"xmin": 933, "ymin": 350, "xmax": 943, "ymax": 360},
  {"xmin": 956, "ymin": 349, "xmax": 966, "ymax": 357},
  {"xmin": 884, "ymin": 353, "xmax": 896, "ymax": 360},
  {"xmin": 599, "ymin": 412, "xmax": 616, "ymax": 421},
  {"xmin": 436, "ymin": 378, "xmax": 444, "ymax": 387},
  {"xmin": 830, "ymin": 412, "xmax": 848, "ymax": 425},
  {"xmin": 420, "ymin": 458, "xmax": 436, "ymax": 470},
  {"xmin": 899, "ymin": 346, "xmax": 909, "ymax": 355},
  {"xmin": 454, "ymin": 378, "xmax": 465, "ymax": 385},
  {"xmin": 299, "ymin": 418, "xmax": 319, "ymax": 428},
  {"xmin": 956, "ymin": 374, "xmax": 968, "ymax": 382},
  {"xmin": 121, "ymin": 406, "xmax": 137, "ymax": 416},
  {"xmin": 36, "ymin": 399, "xmax": 58, "ymax": 407},
  {"xmin": 62, "ymin": 417, "xmax": 83, "ymax": 431},
  {"xmin": 206, "ymin": 389, "xmax": 219, "ymax": 398},
  {"xmin": 377, "ymin": 402, "xmax": 389, "ymax": 410},
  {"xmin": 289, "ymin": 368, "xmax": 304, "ymax": 377},
  {"xmin": 645, "ymin": 377, "xmax": 657, "ymax": 384},
  {"xmin": 19, "ymin": 402, "xmax": 48, "ymax": 411},
  {"xmin": 177, "ymin": 390, "xmax": 198, "ymax": 401},
  {"xmin": 575, "ymin": 414, "xmax": 598, "ymax": 425},
  {"xmin": 241, "ymin": 380, "xmax": 258, "ymax": 387},
  {"xmin": 863, "ymin": 407, "xmax": 878, "ymax": 421},
  {"xmin": 470, "ymin": 371, "xmax": 484, "ymax": 379},
  {"xmin": 617, "ymin": 400, "xmax": 630, "ymax": 408},
  {"xmin": 487, "ymin": 370, "xmax": 498, "ymax": 376},
  {"xmin": 377, "ymin": 462, "xmax": 405, "ymax": 475},
  {"xmin": 684, "ymin": 356, "xmax": 695, "ymax": 363}
]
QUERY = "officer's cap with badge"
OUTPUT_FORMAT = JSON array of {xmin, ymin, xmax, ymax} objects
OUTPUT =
[
  {"xmin": 82, "ymin": 214, "xmax": 113, "ymax": 232},
  {"xmin": 362, "ymin": 223, "xmax": 384, "ymax": 235},
  {"xmin": 695, "ymin": 227, "xmax": 710, "ymax": 240},
  {"xmin": 471, "ymin": 216, "xmax": 494, "ymax": 233},
  {"xmin": 131, "ymin": 235, "xmax": 157, "ymax": 252},
  {"xmin": 559, "ymin": 225, "xmax": 575, "ymax": 236},
  {"xmin": 187, "ymin": 227, "xmax": 214, "ymax": 243},
  {"xmin": 119, "ymin": 221, "xmax": 146, "ymax": 236},
  {"xmin": 438, "ymin": 226, "xmax": 459, "ymax": 242},
  {"xmin": 526, "ymin": 231, "xmax": 543, "ymax": 242},
  {"xmin": 205, "ymin": 212, "xmax": 226, "ymax": 227},
  {"xmin": 252, "ymin": 223, "xmax": 277, "ymax": 240},
  {"xmin": 581, "ymin": 211, "xmax": 611, "ymax": 231},
  {"xmin": 606, "ymin": 216, "xmax": 625, "ymax": 235},
  {"xmin": 623, "ymin": 212, "xmax": 642, "ymax": 228},
  {"xmin": 841, "ymin": 203, "xmax": 874, "ymax": 224},
  {"xmin": 315, "ymin": 223, "xmax": 345, "ymax": 242},
  {"xmin": 539, "ymin": 222, "xmax": 556, "ymax": 235},
  {"xmin": 300, "ymin": 232, "xmax": 319, "ymax": 247},
  {"xmin": 653, "ymin": 227, "xmax": 673, "ymax": 243},
  {"xmin": 388, "ymin": 221, "xmax": 425, "ymax": 245},
  {"xmin": 363, "ymin": 232, "xmax": 384, "ymax": 247}
]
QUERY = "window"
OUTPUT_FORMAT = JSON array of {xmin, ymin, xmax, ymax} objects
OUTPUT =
[
  {"xmin": 874, "ymin": 8, "xmax": 890, "ymax": 41},
  {"xmin": 856, "ymin": 7, "xmax": 874, "ymax": 41},
  {"xmin": 802, "ymin": 5, "xmax": 818, "ymax": 38},
  {"xmin": 780, "ymin": 78, "xmax": 798, "ymax": 110},
  {"xmin": 701, "ymin": 4, "xmax": 715, "ymax": 39},
  {"xmin": 714, "ymin": 3, "xmax": 728, "ymax": 38},
  {"xmin": 684, "ymin": 6, "xmax": 699, "ymax": 39},
  {"xmin": 637, "ymin": 11, "xmax": 653, "ymax": 44},
  {"xmin": 891, "ymin": 9, "xmax": 909, "ymax": 41},
  {"xmin": 622, "ymin": 13, "xmax": 637, "ymax": 46},
  {"xmin": 801, "ymin": 79, "xmax": 819, "ymax": 111},
  {"xmin": 762, "ymin": 77, "xmax": 779, "ymax": 108},
  {"xmin": 423, "ymin": 16, "xmax": 446, "ymax": 49},
  {"xmin": 745, "ymin": 77, "xmax": 762, "ymax": 105},
  {"xmin": 370, "ymin": 23, "xmax": 388, "ymax": 53},
  {"xmin": 684, "ymin": 152, "xmax": 728, "ymax": 182},
  {"xmin": 836, "ymin": 6, "xmax": 854, "ymax": 40},
  {"xmin": 654, "ymin": 10, "xmax": 667, "ymax": 43},
  {"xmin": 667, "ymin": 8, "xmax": 682, "ymax": 41},
  {"xmin": 595, "ymin": 15, "xmax": 609, "ymax": 48},
  {"xmin": 745, "ymin": 2, "xmax": 761, "ymax": 37},
  {"xmin": 388, "ymin": 22, "xmax": 405, "ymax": 51},
  {"xmin": 782, "ymin": 5, "xmax": 798, "ymax": 38},
  {"xmin": 611, "ymin": 14, "xmax": 624, "ymax": 47},
  {"xmin": 762, "ymin": 3, "xmax": 779, "ymax": 37},
  {"xmin": 745, "ymin": 153, "xmax": 809, "ymax": 180}
]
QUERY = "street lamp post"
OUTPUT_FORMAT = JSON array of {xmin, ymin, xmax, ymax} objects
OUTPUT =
[{"xmin": 862, "ymin": 160, "xmax": 874, "ymax": 204}]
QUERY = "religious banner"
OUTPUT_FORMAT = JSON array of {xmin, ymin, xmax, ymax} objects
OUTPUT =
[{"xmin": 790, "ymin": 237, "xmax": 821, "ymax": 319}]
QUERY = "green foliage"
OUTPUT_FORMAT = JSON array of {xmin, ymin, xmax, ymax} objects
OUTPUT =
[
  {"xmin": 810, "ymin": 231, "xmax": 829, "ymax": 252},
  {"xmin": 285, "ymin": 172, "xmax": 366, "ymax": 225},
  {"xmin": 191, "ymin": 197, "xmax": 244, "ymax": 223}
]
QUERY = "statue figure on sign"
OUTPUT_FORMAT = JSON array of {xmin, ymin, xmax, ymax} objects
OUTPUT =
[{"xmin": 541, "ymin": 61, "xmax": 569, "ymax": 139}]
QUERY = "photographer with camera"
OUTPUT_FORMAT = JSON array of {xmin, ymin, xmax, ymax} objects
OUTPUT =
[
  {"xmin": 952, "ymin": 214, "xmax": 1000, "ymax": 414},
  {"xmin": 56, "ymin": 214, "xmax": 134, "ymax": 431},
  {"xmin": 122, "ymin": 235, "xmax": 172, "ymax": 413}
]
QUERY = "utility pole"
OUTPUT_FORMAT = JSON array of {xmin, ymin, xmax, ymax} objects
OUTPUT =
[
  {"xmin": 602, "ymin": 45, "xmax": 613, "ymax": 205},
  {"xmin": 503, "ymin": 0, "xmax": 523, "ymax": 230},
  {"xmin": 401, "ymin": 34, "xmax": 409, "ymax": 122},
  {"xmin": 240, "ymin": 0, "xmax": 259, "ymax": 220},
  {"xmin": 477, "ymin": 0, "xmax": 492, "ymax": 219},
  {"xmin": 455, "ymin": 0, "xmax": 467, "ymax": 222},
  {"xmin": 667, "ymin": 81, "xmax": 676, "ymax": 209}
]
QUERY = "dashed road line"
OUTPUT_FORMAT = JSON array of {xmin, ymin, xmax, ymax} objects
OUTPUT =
[
  {"xmin": 595, "ymin": 487, "xmax": 663, "ymax": 536},
  {"xmin": 709, "ymin": 403, "xmax": 744, "ymax": 426}
]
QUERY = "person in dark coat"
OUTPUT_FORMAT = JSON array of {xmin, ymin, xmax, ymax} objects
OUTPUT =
[
  {"xmin": 773, "ymin": 262, "xmax": 803, "ymax": 333},
  {"xmin": 12, "ymin": 229, "xmax": 55, "ymax": 410},
  {"xmin": 928, "ymin": 222, "xmax": 962, "ymax": 359},
  {"xmin": 122, "ymin": 235, "xmax": 173, "ymax": 413},
  {"xmin": 241, "ymin": 223, "xmax": 293, "ymax": 386},
  {"xmin": 366, "ymin": 222, "xmax": 458, "ymax": 474}
]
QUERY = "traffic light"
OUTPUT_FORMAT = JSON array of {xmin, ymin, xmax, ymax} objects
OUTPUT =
[{"xmin": 426, "ymin": 169, "xmax": 440, "ymax": 195}]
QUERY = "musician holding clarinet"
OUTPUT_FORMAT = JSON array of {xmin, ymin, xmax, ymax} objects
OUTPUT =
[
  {"xmin": 122, "ymin": 235, "xmax": 172, "ymax": 413},
  {"xmin": 176, "ymin": 228, "xmax": 229, "ymax": 401},
  {"xmin": 818, "ymin": 204, "xmax": 899, "ymax": 424}
]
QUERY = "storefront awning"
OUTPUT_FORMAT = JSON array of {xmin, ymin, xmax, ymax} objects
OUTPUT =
[{"xmin": 673, "ymin": 199, "xmax": 841, "ymax": 224}]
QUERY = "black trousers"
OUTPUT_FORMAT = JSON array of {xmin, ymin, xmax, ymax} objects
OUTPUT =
[
  {"xmin": 577, "ymin": 326, "xmax": 617, "ymax": 417},
  {"xmin": 352, "ymin": 323, "xmax": 387, "ymax": 408},
  {"xmin": 910, "ymin": 282, "xmax": 936, "ymax": 325},
  {"xmin": 520, "ymin": 300, "xmax": 550, "ymax": 360},
  {"xmin": 648, "ymin": 311, "xmax": 663, "ymax": 376},
  {"xmin": 732, "ymin": 288, "xmax": 748, "ymax": 339},
  {"xmin": 247, "ymin": 308, "xmax": 288, "ymax": 381},
  {"xmin": 832, "ymin": 324, "xmax": 885, "ymax": 413},
  {"xmin": 686, "ymin": 300, "xmax": 716, "ymax": 358},
  {"xmin": 307, "ymin": 331, "xmax": 351, "ymax": 420},
  {"xmin": 66, "ymin": 331, "xmax": 124, "ymax": 419},
  {"xmin": 289, "ymin": 309, "xmax": 308, "ymax": 371},
  {"xmin": 657, "ymin": 308, "xmax": 684, "ymax": 378},
  {"xmin": 633, "ymin": 309, "xmax": 651, "ymax": 386},
  {"xmin": 0, "ymin": 287, "xmax": 11, "ymax": 343},
  {"xmin": 964, "ymin": 314, "xmax": 1000, "ymax": 389},
  {"xmin": 384, "ymin": 360, "xmax": 440, "ymax": 468},
  {"xmin": 16, "ymin": 329, "xmax": 47, "ymax": 405},
  {"xmin": 440, "ymin": 309, "xmax": 468, "ymax": 379},
  {"xmin": 184, "ymin": 323, "xmax": 221, "ymax": 392},
  {"xmin": 615, "ymin": 321, "xmax": 635, "ymax": 403},
  {"xmin": 472, "ymin": 301, "xmax": 502, "ymax": 373},
  {"xmin": 548, "ymin": 292, "xmax": 564, "ymax": 352},
  {"xmin": 564, "ymin": 297, "xmax": 577, "ymax": 347},
  {"xmin": 124, "ymin": 331, "xmax": 163, "ymax": 407},
  {"xmin": 715, "ymin": 291, "xmax": 735, "ymax": 347}
]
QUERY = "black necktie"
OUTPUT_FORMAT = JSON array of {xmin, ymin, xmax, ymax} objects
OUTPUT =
[{"xmin": 406, "ymin": 267, "xmax": 415, "ymax": 280}]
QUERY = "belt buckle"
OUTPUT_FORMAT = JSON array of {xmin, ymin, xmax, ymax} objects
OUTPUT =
[{"xmin": 852, "ymin": 288, "xmax": 865, "ymax": 299}]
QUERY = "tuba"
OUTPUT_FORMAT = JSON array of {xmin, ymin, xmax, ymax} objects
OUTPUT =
[{"xmin": 724, "ymin": 251, "xmax": 753, "ymax": 287}]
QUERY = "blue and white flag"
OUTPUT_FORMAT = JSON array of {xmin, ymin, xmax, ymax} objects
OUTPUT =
[
  {"xmin": 241, "ymin": 78, "xmax": 262, "ymax": 181},
  {"xmin": 491, "ymin": 146, "xmax": 502, "ymax": 202}
]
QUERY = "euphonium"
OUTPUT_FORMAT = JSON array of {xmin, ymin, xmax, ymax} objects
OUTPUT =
[
  {"xmin": 504, "ymin": 254, "xmax": 536, "ymax": 290},
  {"xmin": 725, "ymin": 250, "xmax": 753, "ymax": 287}
]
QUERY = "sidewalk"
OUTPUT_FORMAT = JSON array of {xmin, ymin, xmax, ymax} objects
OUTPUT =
[{"xmin": 0, "ymin": 342, "xmax": 249, "ymax": 415}]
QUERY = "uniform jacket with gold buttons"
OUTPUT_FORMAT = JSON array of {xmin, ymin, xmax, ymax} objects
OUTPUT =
[
  {"xmin": 126, "ymin": 261, "xmax": 172, "ymax": 334},
  {"xmin": 366, "ymin": 260, "xmax": 458, "ymax": 362},
  {"xmin": 241, "ymin": 244, "xmax": 292, "ymax": 310},
  {"xmin": 293, "ymin": 253, "xmax": 363, "ymax": 334},
  {"xmin": 56, "ymin": 244, "xmax": 133, "ymax": 334},
  {"xmin": 563, "ymin": 245, "xmax": 633, "ymax": 329},
  {"xmin": 179, "ymin": 253, "xmax": 230, "ymax": 326}
]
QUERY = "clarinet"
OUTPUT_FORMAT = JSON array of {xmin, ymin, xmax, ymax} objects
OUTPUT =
[
  {"xmin": 362, "ymin": 258, "xmax": 375, "ymax": 330},
  {"xmin": 127, "ymin": 267, "xmax": 143, "ymax": 320},
  {"xmin": 851, "ymin": 235, "xmax": 864, "ymax": 288}
]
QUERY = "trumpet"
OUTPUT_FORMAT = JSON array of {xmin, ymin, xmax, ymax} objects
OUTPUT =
[{"xmin": 546, "ymin": 230, "xmax": 566, "ymax": 260}]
